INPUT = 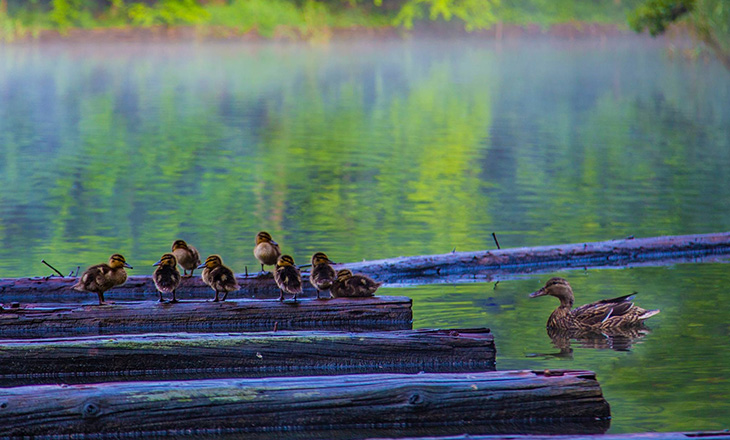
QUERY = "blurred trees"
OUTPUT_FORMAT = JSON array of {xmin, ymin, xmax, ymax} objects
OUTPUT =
[{"xmin": 629, "ymin": 0, "xmax": 730, "ymax": 69}]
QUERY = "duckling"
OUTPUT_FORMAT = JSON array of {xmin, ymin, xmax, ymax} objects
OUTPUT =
[
  {"xmin": 310, "ymin": 252, "xmax": 336, "ymax": 299},
  {"xmin": 153, "ymin": 253, "xmax": 182, "ymax": 303},
  {"xmin": 197, "ymin": 255, "xmax": 240, "ymax": 302},
  {"xmin": 253, "ymin": 231, "xmax": 281, "ymax": 273},
  {"xmin": 171, "ymin": 239, "xmax": 201, "ymax": 278},
  {"xmin": 273, "ymin": 255, "xmax": 302, "ymax": 302},
  {"xmin": 330, "ymin": 269, "xmax": 382, "ymax": 298},
  {"xmin": 73, "ymin": 254, "xmax": 133, "ymax": 305},
  {"xmin": 530, "ymin": 277, "xmax": 660, "ymax": 330}
]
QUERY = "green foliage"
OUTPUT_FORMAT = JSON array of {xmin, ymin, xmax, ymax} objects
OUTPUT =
[
  {"xmin": 628, "ymin": 0, "xmax": 693, "ymax": 35},
  {"xmin": 393, "ymin": 0, "xmax": 500, "ymax": 31},
  {"xmin": 127, "ymin": 0, "xmax": 209, "ymax": 26}
]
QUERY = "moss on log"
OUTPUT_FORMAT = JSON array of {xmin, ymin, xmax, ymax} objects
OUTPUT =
[
  {"xmin": 0, "ymin": 328, "xmax": 494, "ymax": 385},
  {"xmin": 0, "ymin": 297, "xmax": 412, "ymax": 338},
  {"xmin": 0, "ymin": 370, "xmax": 610, "ymax": 437}
]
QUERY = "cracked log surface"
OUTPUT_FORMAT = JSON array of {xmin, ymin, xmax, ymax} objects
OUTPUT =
[
  {"xmin": 1, "ymin": 232, "xmax": 729, "ymax": 302},
  {"xmin": 0, "ymin": 370, "xmax": 609, "ymax": 437},
  {"xmin": 0, "ymin": 328, "xmax": 495, "ymax": 385},
  {"xmin": 0, "ymin": 296, "xmax": 412, "ymax": 338}
]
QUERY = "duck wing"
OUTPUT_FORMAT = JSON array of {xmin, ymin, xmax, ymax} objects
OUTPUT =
[{"xmin": 572, "ymin": 293, "xmax": 637, "ymax": 326}]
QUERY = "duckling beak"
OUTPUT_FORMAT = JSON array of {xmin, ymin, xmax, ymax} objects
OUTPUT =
[
  {"xmin": 124, "ymin": 263, "xmax": 133, "ymax": 269},
  {"xmin": 271, "ymin": 240, "xmax": 278, "ymax": 246},
  {"xmin": 152, "ymin": 260, "xmax": 161, "ymax": 267},
  {"xmin": 530, "ymin": 287, "xmax": 548, "ymax": 298},
  {"xmin": 196, "ymin": 263, "xmax": 207, "ymax": 269}
]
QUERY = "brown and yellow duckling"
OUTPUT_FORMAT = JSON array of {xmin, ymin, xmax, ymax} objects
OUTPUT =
[
  {"xmin": 197, "ymin": 255, "xmax": 240, "ymax": 302},
  {"xmin": 73, "ymin": 253, "xmax": 133, "ymax": 305},
  {"xmin": 171, "ymin": 239, "xmax": 201, "ymax": 278},
  {"xmin": 530, "ymin": 277, "xmax": 660, "ymax": 330},
  {"xmin": 273, "ymin": 255, "xmax": 302, "ymax": 302},
  {"xmin": 310, "ymin": 252, "xmax": 336, "ymax": 299},
  {"xmin": 330, "ymin": 269, "xmax": 382, "ymax": 298},
  {"xmin": 153, "ymin": 253, "xmax": 182, "ymax": 303},
  {"xmin": 253, "ymin": 231, "xmax": 281, "ymax": 274}
]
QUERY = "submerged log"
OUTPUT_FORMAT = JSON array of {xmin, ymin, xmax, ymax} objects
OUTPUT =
[
  {"xmin": 0, "ymin": 328, "xmax": 495, "ymax": 385},
  {"xmin": 0, "ymin": 370, "xmax": 609, "ymax": 437},
  {"xmin": 2, "ymin": 232, "xmax": 730, "ymax": 302},
  {"xmin": 0, "ymin": 297, "xmax": 412, "ymax": 338}
]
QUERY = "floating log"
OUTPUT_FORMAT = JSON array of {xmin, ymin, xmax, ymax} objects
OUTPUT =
[
  {"xmin": 373, "ymin": 432, "xmax": 730, "ymax": 440},
  {"xmin": 0, "ymin": 297, "xmax": 412, "ymax": 338},
  {"xmin": 2, "ymin": 232, "xmax": 729, "ymax": 302},
  {"xmin": 0, "ymin": 370, "xmax": 609, "ymax": 437},
  {"xmin": 0, "ymin": 328, "xmax": 495, "ymax": 386}
]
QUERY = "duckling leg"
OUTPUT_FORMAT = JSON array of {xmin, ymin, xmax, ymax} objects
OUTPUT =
[
  {"xmin": 158, "ymin": 292, "xmax": 165, "ymax": 302},
  {"xmin": 171, "ymin": 290, "xmax": 178, "ymax": 303},
  {"xmin": 278, "ymin": 289, "xmax": 284, "ymax": 301},
  {"xmin": 292, "ymin": 292, "xmax": 298, "ymax": 302},
  {"xmin": 97, "ymin": 292, "xmax": 105, "ymax": 305},
  {"xmin": 315, "ymin": 289, "xmax": 320, "ymax": 300},
  {"xmin": 221, "ymin": 291, "xmax": 229, "ymax": 301},
  {"xmin": 213, "ymin": 291, "xmax": 220, "ymax": 302}
]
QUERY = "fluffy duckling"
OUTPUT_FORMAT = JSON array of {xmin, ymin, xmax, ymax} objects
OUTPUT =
[
  {"xmin": 530, "ymin": 277, "xmax": 660, "ymax": 330},
  {"xmin": 171, "ymin": 239, "xmax": 201, "ymax": 278},
  {"xmin": 253, "ymin": 231, "xmax": 281, "ymax": 273},
  {"xmin": 197, "ymin": 255, "xmax": 240, "ymax": 302},
  {"xmin": 153, "ymin": 253, "xmax": 182, "ymax": 303},
  {"xmin": 273, "ymin": 255, "xmax": 302, "ymax": 302},
  {"xmin": 73, "ymin": 253, "xmax": 133, "ymax": 305},
  {"xmin": 310, "ymin": 252, "xmax": 336, "ymax": 299},
  {"xmin": 330, "ymin": 269, "xmax": 382, "ymax": 298}
]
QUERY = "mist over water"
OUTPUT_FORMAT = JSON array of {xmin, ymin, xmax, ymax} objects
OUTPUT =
[{"xmin": 1, "ymin": 37, "xmax": 729, "ymax": 432}]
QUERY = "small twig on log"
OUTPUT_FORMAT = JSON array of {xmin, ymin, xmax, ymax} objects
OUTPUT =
[
  {"xmin": 41, "ymin": 260, "xmax": 64, "ymax": 278},
  {"xmin": 492, "ymin": 232, "xmax": 501, "ymax": 250},
  {"xmin": 245, "ymin": 266, "xmax": 248, "ymax": 277}
]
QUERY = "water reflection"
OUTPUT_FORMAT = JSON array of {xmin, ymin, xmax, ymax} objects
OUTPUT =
[{"xmin": 545, "ymin": 326, "xmax": 653, "ymax": 354}]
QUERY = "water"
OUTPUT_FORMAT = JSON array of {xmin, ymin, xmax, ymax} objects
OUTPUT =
[{"xmin": 1, "ymin": 37, "xmax": 729, "ymax": 433}]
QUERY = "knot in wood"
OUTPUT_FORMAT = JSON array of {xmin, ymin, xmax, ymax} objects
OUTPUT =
[
  {"xmin": 82, "ymin": 402, "xmax": 101, "ymax": 418},
  {"xmin": 408, "ymin": 393, "xmax": 423, "ymax": 405},
  {"xmin": 0, "ymin": 402, "xmax": 7, "ymax": 409}
]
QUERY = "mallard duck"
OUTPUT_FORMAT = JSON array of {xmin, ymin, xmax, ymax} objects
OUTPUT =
[
  {"xmin": 197, "ymin": 255, "xmax": 240, "ymax": 302},
  {"xmin": 73, "ymin": 253, "xmax": 133, "ymax": 305},
  {"xmin": 273, "ymin": 255, "xmax": 302, "ymax": 302},
  {"xmin": 253, "ymin": 231, "xmax": 281, "ymax": 273},
  {"xmin": 153, "ymin": 253, "xmax": 182, "ymax": 303},
  {"xmin": 171, "ymin": 239, "xmax": 201, "ymax": 278},
  {"xmin": 330, "ymin": 269, "xmax": 382, "ymax": 298},
  {"xmin": 310, "ymin": 252, "xmax": 336, "ymax": 299},
  {"xmin": 530, "ymin": 277, "xmax": 660, "ymax": 330}
]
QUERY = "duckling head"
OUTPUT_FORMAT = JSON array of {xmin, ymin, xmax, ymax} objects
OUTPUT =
[
  {"xmin": 197, "ymin": 254, "xmax": 224, "ymax": 270},
  {"xmin": 172, "ymin": 240, "xmax": 190, "ymax": 251},
  {"xmin": 276, "ymin": 254, "xmax": 296, "ymax": 268},
  {"xmin": 530, "ymin": 277, "xmax": 574, "ymax": 307},
  {"xmin": 108, "ymin": 254, "xmax": 133, "ymax": 270},
  {"xmin": 311, "ymin": 252, "xmax": 334, "ymax": 266},
  {"xmin": 336, "ymin": 269, "xmax": 353, "ymax": 282},
  {"xmin": 153, "ymin": 253, "xmax": 178, "ymax": 267},
  {"xmin": 255, "ymin": 231, "xmax": 278, "ymax": 246}
]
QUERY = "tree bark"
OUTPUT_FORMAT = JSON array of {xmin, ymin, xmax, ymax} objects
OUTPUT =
[
  {"xmin": 0, "ymin": 297, "xmax": 412, "ymax": 338},
  {"xmin": 0, "ymin": 328, "xmax": 494, "ymax": 386},
  {"xmin": 3, "ymin": 232, "xmax": 729, "ymax": 301},
  {"xmin": 0, "ymin": 370, "xmax": 609, "ymax": 437}
]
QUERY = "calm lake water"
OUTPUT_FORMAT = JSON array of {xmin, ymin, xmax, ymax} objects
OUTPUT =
[{"xmin": 1, "ymin": 37, "xmax": 729, "ymax": 433}]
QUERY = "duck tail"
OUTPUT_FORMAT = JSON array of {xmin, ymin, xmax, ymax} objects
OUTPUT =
[{"xmin": 639, "ymin": 309, "xmax": 660, "ymax": 320}]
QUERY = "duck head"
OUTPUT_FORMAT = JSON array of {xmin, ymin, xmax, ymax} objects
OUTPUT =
[
  {"xmin": 198, "ymin": 254, "xmax": 223, "ymax": 270},
  {"xmin": 311, "ymin": 252, "xmax": 334, "ymax": 266},
  {"xmin": 109, "ymin": 254, "xmax": 133, "ymax": 270},
  {"xmin": 172, "ymin": 240, "xmax": 190, "ymax": 251},
  {"xmin": 255, "ymin": 231, "xmax": 278, "ymax": 246},
  {"xmin": 530, "ymin": 277, "xmax": 574, "ymax": 307},
  {"xmin": 276, "ymin": 254, "xmax": 296, "ymax": 268},
  {"xmin": 336, "ymin": 269, "xmax": 353, "ymax": 283},
  {"xmin": 153, "ymin": 253, "xmax": 178, "ymax": 267}
]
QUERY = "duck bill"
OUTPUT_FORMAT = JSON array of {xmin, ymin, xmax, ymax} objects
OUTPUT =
[
  {"xmin": 271, "ymin": 240, "xmax": 278, "ymax": 246},
  {"xmin": 152, "ymin": 260, "xmax": 162, "ymax": 267},
  {"xmin": 529, "ymin": 288, "xmax": 548, "ymax": 298},
  {"xmin": 124, "ymin": 263, "xmax": 134, "ymax": 269},
  {"xmin": 196, "ymin": 263, "xmax": 207, "ymax": 269}
]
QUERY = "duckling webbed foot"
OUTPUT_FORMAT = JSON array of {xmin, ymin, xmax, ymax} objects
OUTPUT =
[{"xmin": 213, "ymin": 291, "xmax": 220, "ymax": 302}]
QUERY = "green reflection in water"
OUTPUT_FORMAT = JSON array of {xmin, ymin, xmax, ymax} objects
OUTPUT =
[{"xmin": 1, "ymin": 39, "xmax": 730, "ymax": 432}]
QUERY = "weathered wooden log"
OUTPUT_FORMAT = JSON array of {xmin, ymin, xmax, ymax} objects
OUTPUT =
[
  {"xmin": 0, "ymin": 328, "xmax": 495, "ymax": 385},
  {"xmin": 2, "ymin": 232, "xmax": 729, "ymax": 302},
  {"xmin": 0, "ymin": 370, "xmax": 610, "ymax": 437},
  {"xmin": 373, "ymin": 432, "xmax": 730, "ymax": 440},
  {"xmin": 0, "ymin": 297, "xmax": 412, "ymax": 338}
]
